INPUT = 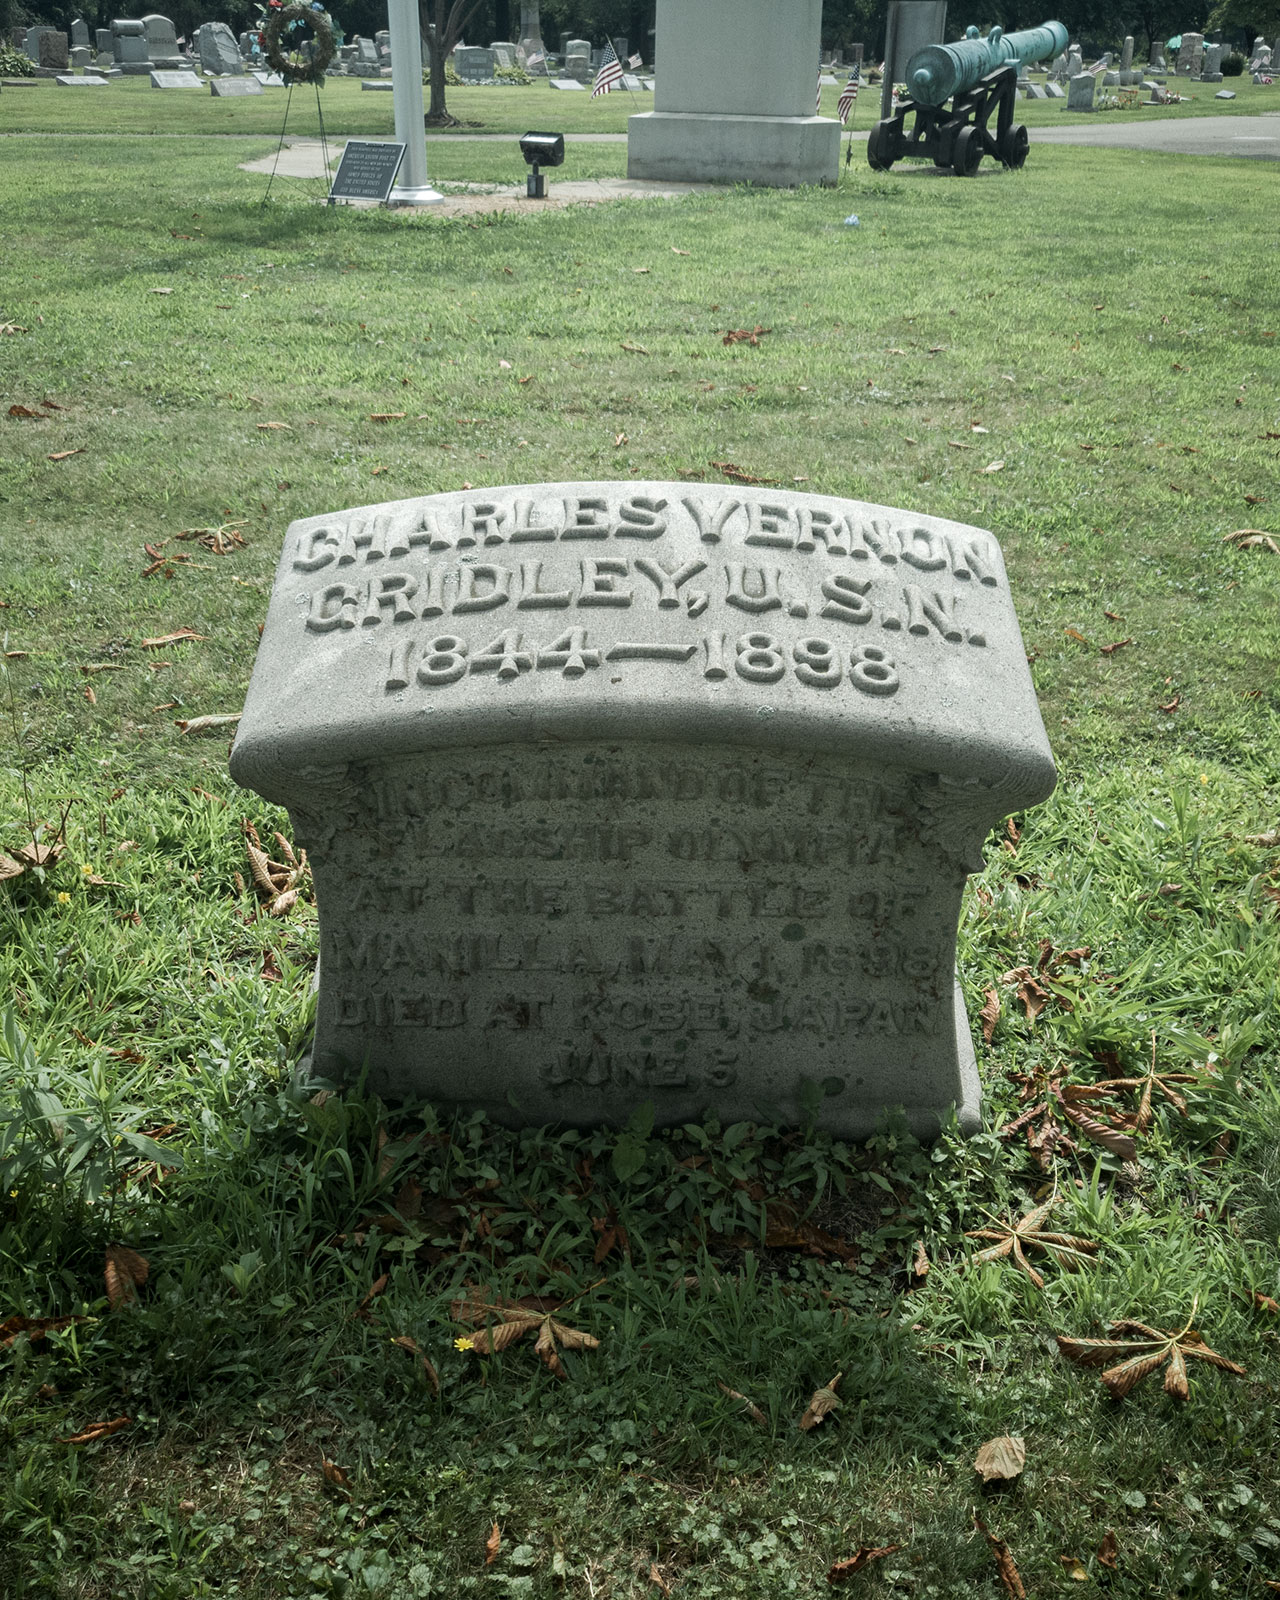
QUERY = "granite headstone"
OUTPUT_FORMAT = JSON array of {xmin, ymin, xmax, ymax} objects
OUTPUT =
[
  {"xmin": 1067, "ymin": 71, "xmax": 1095, "ymax": 110},
  {"xmin": 198, "ymin": 22, "xmax": 243, "ymax": 76},
  {"xmin": 230, "ymin": 482, "xmax": 1056, "ymax": 1139}
]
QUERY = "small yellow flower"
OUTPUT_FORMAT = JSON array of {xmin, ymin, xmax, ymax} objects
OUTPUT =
[
  {"xmin": 454, "ymin": 1336, "xmax": 475, "ymax": 1352},
  {"xmin": 1199, "ymin": 774, "xmax": 1208, "ymax": 785},
  {"xmin": 81, "ymin": 863, "xmax": 95, "ymax": 875},
  {"xmin": 56, "ymin": 891, "xmax": 71, "ymax": 904}
]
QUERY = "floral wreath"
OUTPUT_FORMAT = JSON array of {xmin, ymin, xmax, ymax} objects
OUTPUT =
[{"xmin": 257, "ymin": 0, "xmax": 335, "ymax": 86}]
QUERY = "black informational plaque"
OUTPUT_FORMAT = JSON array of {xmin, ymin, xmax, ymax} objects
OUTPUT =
[{"xmin": 328, "ymin": 141, "xmax": 407, "ymax": 203}]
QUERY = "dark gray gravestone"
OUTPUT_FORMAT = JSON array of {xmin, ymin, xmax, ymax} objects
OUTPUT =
[
  {"xmin": 230, "ymin": 481, "xmax": 1056, "ymax": 1139},
  {"xmin": 328, "ymin": 141, "xmax": 407, "ymax": 202},
  {"xmin": 210, "ymin": 76, "xmax": 263, "ymax": 95}
]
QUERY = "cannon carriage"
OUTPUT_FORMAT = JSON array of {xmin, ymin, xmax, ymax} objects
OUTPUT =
[{"xmin": 868, "ymin": 21, "xmax": 1067, "ymax": 176}]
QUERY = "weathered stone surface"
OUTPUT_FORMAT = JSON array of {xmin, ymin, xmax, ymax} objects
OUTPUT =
[
  {"xmin": 210, "ymin": 74, "xmax": 263, "ymax": 94},
  {"xmin": 1066, "ymin": 72, "xmax": 1095, "ymax": 110},
  {"xmin": 454, "ymin": 45, "xmax": 496, "ymax": 80},
  {"xmin": 56, "ymin": 72, "xmax": 108, "ymax": 84},
  {"xmin": 198, "ymin": 22, "xmax": 243, "ymax": 76},
  {"xmin": 150, "ymin": 68, "xmax": 202, "ymax": 87},
  {"xmin": 38, "ymin": 32, "xmax": 70, "ymax": 70},
  {"xmin": 231, "ymin": 482, "xmax": 1055, "ymax": 1138},
  {"xmin": 141, "ymin": 13, "xmax": 182, "ymax": 67},
  {"xmin": 629, "ymin": 0, "xmax": 836, "ymax": 186}
]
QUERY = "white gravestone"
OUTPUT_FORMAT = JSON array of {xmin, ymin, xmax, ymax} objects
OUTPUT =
[
  {"xmin": 628, "ymin": 0, "xmax": 838, "ymax": 187},
  {"xmin": 230, "ymin": 482, "xmax": 1055, "ymax": 1138},
  {"xmin": 150, "ymin": 69, "xmax": 203, "ymax": 87}
]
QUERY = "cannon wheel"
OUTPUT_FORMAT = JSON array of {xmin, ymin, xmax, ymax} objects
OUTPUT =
[
  {"xmin": 999, "ymin": 124, "xmax": 1030, "ymax": 168},
  {"xmin": 953, "ymin": 125, "xmax": 983, "ymax": 176},
  {"xmin": 866, "ymin": 121, "xmax": 896, "ymax": 172}
]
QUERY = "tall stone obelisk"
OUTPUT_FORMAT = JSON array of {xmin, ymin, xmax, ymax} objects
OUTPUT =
[{"xmin": 628, "ymin": 0, "xmax": 838, "ymax": 186}]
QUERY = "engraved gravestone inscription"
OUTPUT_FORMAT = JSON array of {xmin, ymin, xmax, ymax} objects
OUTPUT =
[{"xmin": 230, "ymin": 482, "xmax": 1056, "ymax": 1137}]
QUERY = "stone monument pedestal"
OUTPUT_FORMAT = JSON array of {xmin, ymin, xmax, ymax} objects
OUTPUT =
[
  {"xmin": 231, "ymin": 481, "xmax": 1055, "ymax": 1138},
  {"xmin": 628, "ymin": 0, "xmax": 838, "ymax": 187}
]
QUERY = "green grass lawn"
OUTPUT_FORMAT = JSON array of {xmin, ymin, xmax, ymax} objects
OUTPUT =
[
  {"xmin": 1, "ymin": 120, "xmax": 1279, "ymax": 1600},
  {"xmin": 0, "ymin": 71, "xmax": 1275, "ymax": 137}
]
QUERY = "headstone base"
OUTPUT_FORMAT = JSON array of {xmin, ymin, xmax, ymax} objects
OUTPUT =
[{"xmin": 627, "ymin": 111, "xmax": 838, "ymax": 186}]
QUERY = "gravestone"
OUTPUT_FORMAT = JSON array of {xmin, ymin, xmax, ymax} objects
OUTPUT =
[
  {"xmin": 1120, "ymin": 34, "xmax": 1133, "ymax": 70},
  {"xmin": 211, "ymin": 75, "xmax": 263, "ymax": 94},
  {"xmin": 613, "ymin": 35, "xmax": 628, "ymax": 61},
  {"xmin": 1044, "ymin": 79, "xmax": 1064, "ymax": 96},
  {"xmin": 361, "ymin": 78, "xmax": 394, "ymax": 89},
  {"xmin": 454, "ymin": 45, "xmax": 496, "ymax": 81},
  {"xmin": 491, "ymin": 41, "xmax": 518, "ymax": 68},
  {"xmin": 198, "ymin": 22, "xmax": 243, "ymax": 76},
  {"xmin": 56, "ymin": 72, "xmax": 108, "ymax": 85},
  {"xmin": 357, "ymin": 37, "xmax": 378, "ymax": 63},
  {"xmin": 518, "ymin": 1, "xmax": 546, "ymax": 64},
  {"xmin": 230, "ymin": 482, "xmax": 1056, "ymax": 1139},
  {"xmin": 1177, "ymin": 32, "xmax": 1202, "ymax": 74},
  {"xmin": 70, "ymin": 46, "xmax": 92, "ymax": 68},
  {"xmin": 1049, "ymin": 50, "xmax": 1067, "ymax": 80},
  {"xmin": 1199, "ymin": 42, "xmax": 1223, "ymax": 81},
  {"xmin": 141, "ymin": 14, "xmax": 183, "ymax": 68},
  {"xmin": 621, "ymin": 73, "xmax": 648, "ymax": 91},
  {"xmin": 112, "ymin": 19, "xmax": 152, "ymax": 73},
  {"xmin": 252, "ymin": 69, "xmax": 286, "ymax": 85},
  {"xmin": 1102, "ymin": 70, "xmax": 1119, "ymax": 86},
  {"xmin": 96, "ymin": 28, "xmax": 114, "ymax": 57},
  {"xmin": 1067, "ymin": 72, "xmax": 1095, "ymax": 110},
  {"xmin": 1025, "ymin": 81, "xmax": 1047, "ymax": 98},
  {"xmin": 550, "ymin": 76, "xmax": 585, "ymax": 89},
  {"xmin": 71, "ymin": 17, "xmax": 90, "ymax": 50},
  {"xmin": 150, "ymin": 69, "xmax": 202, "ymax": 87},
  {"xmin": 1214, "ymin": 87, "xmax": 1235, "ymax": 97},
  {"xmin": 1149, "ymin": 41, "xmax": 1166, "ymax": 71},
  {"xmin": 880, "ymin": 0, "xmax": 947, "ymax": 120},
  {"xmin": 629, "ymin": 0, "xmax": 838, "ymax": 186},
  {"xmin": 1066, "ymin": 43, "xmax": 1082, "ymax": 75},
  {"xmin": 38, "ymin": 32, "xmax": 70, "ymax": 71},
  {"xmin": 563, "ymin": 38, "xmax": 591, "ymax": 80}
]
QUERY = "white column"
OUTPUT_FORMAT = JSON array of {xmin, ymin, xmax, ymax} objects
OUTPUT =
[{"xmin": 386, "ymin": 0, "xmax": 443, "ymax": 205}]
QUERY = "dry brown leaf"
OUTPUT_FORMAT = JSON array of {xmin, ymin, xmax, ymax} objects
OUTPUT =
[
  {"xmin": 999, "ymin": 966, "xmax": 1051, "ymax": 1021},
  {"xmin": 723, "ymin": 325, "xmax": 771, "ymax": 347},
  {"xmin": 141, "ymin": 629, "xmax": 206, "ymax": 649},
  {"xmin": 357, "ymin": 1273, "xmax": 388, "ymax": 1314},
  {"xmin": 1056, "ymin": 1317, "xmax": 1245, "ymax": 1400},
  {"xmin": 1059, "ymin": 1554, "xmax": 1089, "ymax": 1581},
  {"xmin": 9, "ymin": 404, "xmax": 47, "ymax": 419},
  {"xmin": 485, "ymin": 1522, "xmax": 501, "ymax": 1565},
  {"xmin": 0, "ymin": 854, "xmax": 25, "ymax": 882},
  {"xmin": 649, "ymin": 1562, "xmax": 672, "ymax": 1596},
  {"xmin": 827, "ymin": 1544, "xmax": 903, "ymax": 1583},
  {"xmin": 979, "ymin": 987, "xmax": 1000, "ymax": 1044},
  {"xmin": 369, "ymin": 412, "xmax": 405, "ymax": 422},
  {"xmin": 671, "ymin": 247, "xmax": 690, "ymax": 255},
  {"xmin": 175, "ymin": 714, "xmax": 241, "ymax": 735},
  {"xmin": 0, "ymin": 1313, "xmax": 86, "ymax": 1349},
  {"xmin": 1157, "ymin": 695, "xmax": 1180, "ymax": 713},
  {"xmin": 717, "ymin": 1380, "xmax": 767, "ymax": 1427},
  {"xmin": 104, "ymin": 1245, "xmax": 149, "ymax": 1311},
  {"xmin": 973, "ymin": 1435, "xmax": 1026, "ymax": 1485},
  {"xmin": 80, "ymin": 662, "xmax": 125, "ymax": 675},
  {"xmin": 1251, "ymin": 1290, "xmax": 1279, "ymax": 1314},
  {"xmin": 1100, "ymin": 638, "xmax": 1133, "ymax": 655},
  {"xmin": 47, "ymin": 449, "xmax": 85, "ymax": 462},
  {"xmin": 982, "ymin": 460, "xmax": 1006, "ymax": 474},
  {"xmin": 710, "ymin": 459, "xmax": 780, "ymax": 486},
  {"xmin": 1064, "ymin": 626, "xmax": 1089, "ymax": 644},
  {"xmin": 454, "ymin": 1297, "xmax": 599, "ymax": 1379},
  {"xmin": 59, "ymin": 1416, "xmax": 131, "ymax": 1446},
  {"xmin": 798, "ymin": 1371, "xmax": 842, "ymax": 1431},
  {"xmin": 1097, "ymin": 1530, "xmax": 1119, "ymax": 1570},
  {"xmin": 84, "ymin": 685, "xmax": 96, "ymax": 705},
  {"xmin": 966, "ymin": 1198, "xmax": 1097, "ymax": 1289},
  {"xmin": 620, "ymin": 341, "xmax": 649, "ymax": 353},
  {"xmin": 320, "ymin": 1453, "xmax": 352, "ymax": 1493},
  {"xmin": 1245, "ymin": 828, "xmax": 1280, "ymax": 847},
  {"xmin": 13, "ymin": 839, "xmax": 64, "ymax": 870},
  {"xmin": 390, "ymin": 1334, "xmax": 441, "ymax": 1396},
  {"xmin": 974, "ymin": 1516, "xmax": 1026, "ymax": 1599},
  {"xmin": 912, "ymin": 1238, "xmax": 930, "ymax": 1279},
  {"xmin": 1058, "ymin": 1093, "xmax": 1139, "ymax": 1161}
]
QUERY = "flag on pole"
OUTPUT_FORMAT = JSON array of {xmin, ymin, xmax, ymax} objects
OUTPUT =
[
  {"xmin": 526, "ymin": 50, "xmax": 545, "ymax": 69},
  {"xmin": 628, "ymin": 53, "xmax": 642, "ymax": 68},
  {"xmin": 837, "ymin": 64, "xmax": 860, "ymax": 124},
  {"xmin": 592, "ymin": 41, "xmax": 624, "ymax": 96}
]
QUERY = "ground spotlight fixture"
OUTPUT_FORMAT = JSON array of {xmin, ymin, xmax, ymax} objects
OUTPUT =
[{"xmin": 519, "ymin": 131, "xmax": 565, "ymax": 198}]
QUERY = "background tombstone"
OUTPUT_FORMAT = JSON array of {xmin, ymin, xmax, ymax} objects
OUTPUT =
[
  {"xmin": 198, "ymin": 22, "xmax": 243, "ymax": 76},
  {"xmin": 141, "ymin": 14, "xmax": 183, "ymax": 68},
  {"xmin": 628, "ymin": 0, "xmax": 838, "ymax": 187},
  {"xmin": 1066, "ymin": 71, "xmax": 1094, "ymax": 109},
  {"xmin": 38, "ymin": 32, "xmax": 71, "ymax": 71},
  {"xmin": 518, "ymin": 1, "xmax": 547, "ymax": 68},
  {"xmin": 490, "ymin": 40, "xmax": 517, "ymax": 68},
  {"xmin": 563, "ymin": 38, "xmax": 591, "ymax": 80},
  {"xmin": 230, "ymin": 481, "xmax": 1055, "ymax": 1140},
  {"xmin": 1066, "ymin": 42, "xmax": 1082, "ymax": 74},
  {"xmin": 880, "ymin": 1, "xmax": 948, "ymax": 120},
  {"xmin": 1148, "ymin": 40, "xmax": 1166, "ymax": 72},
  {"xmin": 454, "ymin": 44, "xmax": 496, "ymax": 81},
  {"xmin": 1200, "ymin": 42, "xmax": 1223, "ymax": 81},
  {"xmin": 70, "ymin": 45, "xmax": 92, "ymax": 68},
  {"xmin": 70, "ymin": 18, "xmax": 90, "ymax": 51},
  {"xmin": 1120, "ymin": 34, "xmax": 1133, "ymax": 70},
  {"xmin": 210, "ymin": 75, "xmax": 263, "ymax": 95},
  {"xmin": 112, "ymin": 19, "xmax": 153, "ymax": 74},
  {"xmin": 1178, "ymin": 32, "xmax": 1203, "ymax": 74}
]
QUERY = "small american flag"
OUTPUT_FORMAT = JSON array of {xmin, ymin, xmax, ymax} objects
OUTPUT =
[
  {"xmin": 628, "ymin": 53, "xmax": 642, "ymax": 68},
  {"xmin": 592, "ymin": 41, "xmax": 624, "ymax": 96},
  {"xmin": 837, "ymin": 65, "xmax": 860, "ymax": 123}
]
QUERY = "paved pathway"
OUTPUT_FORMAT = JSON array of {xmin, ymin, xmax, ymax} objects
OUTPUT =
[{"xmin": 1031, "ymin": 111, "xmax": 1280, "ymax": 159}]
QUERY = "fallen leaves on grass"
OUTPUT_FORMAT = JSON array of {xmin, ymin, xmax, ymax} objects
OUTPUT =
[
  {"xmin": 717, "ymin": 1381, "xmax": 767, "ymax": 1427},
  {"xmin": 1158, "ymin": 695, "xmax": 1180, "ymax": 713},
  {"xmin": 1223, "ymin": 528, "xmax": 1279, "ymax": 553},
  {"xmin": 9, "ymin": 404, "xmax": 48, "ymax": 419},
  {"xmin": 256, "ymin": 421, "xmax": 291, "ymax": 431},
  {"xmin": 1250, "ymin": 1289, "xmax": 1279, "ymax": 1314},
  {"xmin": 320, "ymin": 1454, "xmax": 353, "ymax": 1495},
  {"xmin": 104, "ymin": 1246, "xmax": 149, "ymax": 1310},
  {"xmin": 723, "ymin": 325, "xmax": 770, "ymax": 346},
  {"xmin": 1056, "ymin": 1310, "xmax": 1245, "ymax": 1400},
  {"xmin": 369, "ymin": 412, "xmax": 406, "ymax": 421},
  {"xmin": 710, "ymin": 459, "xmax": 780, "ymax": 485},
  {"xmin": 1071, "ymin": 1034, "xmax": 1204, "ymax": 1130},
  {"xmin": 966, "ymin": 1199, "xmax": 1097, "ymax": 1288},
  {"xmin": 60, "ymin": 1416, "xmax": 131, "ymax": 1446},
  {"xmin": 973, "ymin": 1436, "xmax": 1026, "ymax": 1485},
  {"xmin": 1100, "ymin": 638, "xmax": 1133, "ymax": 655},
  {"xmin": 974, "ymin": 1516, "xmax": 1026, "ymax": 1599},
  {"xmin": 979, "ymin": 987, "xmax": 1001, "ymax": 1043},
  {"xmin": 141, "ymin": 628, "xmax": 206, "ymax": 649},
  {"xmin": 620, "ymin": 340, "xmax": 649, "ymax": 354},
  {"xmin": 0, "ymin": 1314, "xmax": 87, "ymax": 1349},
  {"xmin": 242, "ymin": 820, "xmax": 310, "ymax": 916},
  {"xmin": 485, "ymin": 1523, "xmax": 501, "ymax": 1565},
  {"xmin": 999, "ymin": 966, "xmax": 1051, "ymax": 1021},
  {"xmin": 389, "ymin": 1333, "xmax": 441, "ymax": 1396},
  {"xmin": 451, "ymin": 1294, "xmax": 600, "ymax": 1380},
  {"xmin": 1098, "ymin": 1531, "xmax": 1119, "ymax": 1570},
  {"xmin": 981, "ymin": 460, "xmax": 1006, "ymax": 474},
  {"xmin": 913, "ymin": 1238, "xmax": 930, "ymax": 1279},
  {"xmin": 1060, "ymin": 1554, "xmax": 1089, "ymax": 1581},
  {"xmin": 140, "ymin": 539, "xmax": 193, "ymax": 578},
  {"xmin": 798, "ymin": 1371, "xmax": 842, "ymax": 1431},
  {"xmin": 174, "ymin": 524, "xmax": 246, "ymax": 554},
  {"xmin": 175, "ymin": 713, "xmax": 240, "ymax": 735},
  {"xmin": 0, "ymin": 321, "xmax": 29, "ymax": 336},
  {"xmin": 827, "ymin": 1544, "xmax": 903, "ymax": 1584},
  {"xmin": 47, "ymin": 449, "xmax": 84, "ymax": 462}
]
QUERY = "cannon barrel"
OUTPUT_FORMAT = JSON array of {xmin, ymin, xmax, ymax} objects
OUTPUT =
[{"xmin": 906, "ymin": 20, "xmax": 1068, "ymax": 107}]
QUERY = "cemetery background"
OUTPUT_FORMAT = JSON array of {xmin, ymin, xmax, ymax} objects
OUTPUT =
[{"xmin": 2, "ymin": 47, "xmax": 1280, "ymax": 1600}]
